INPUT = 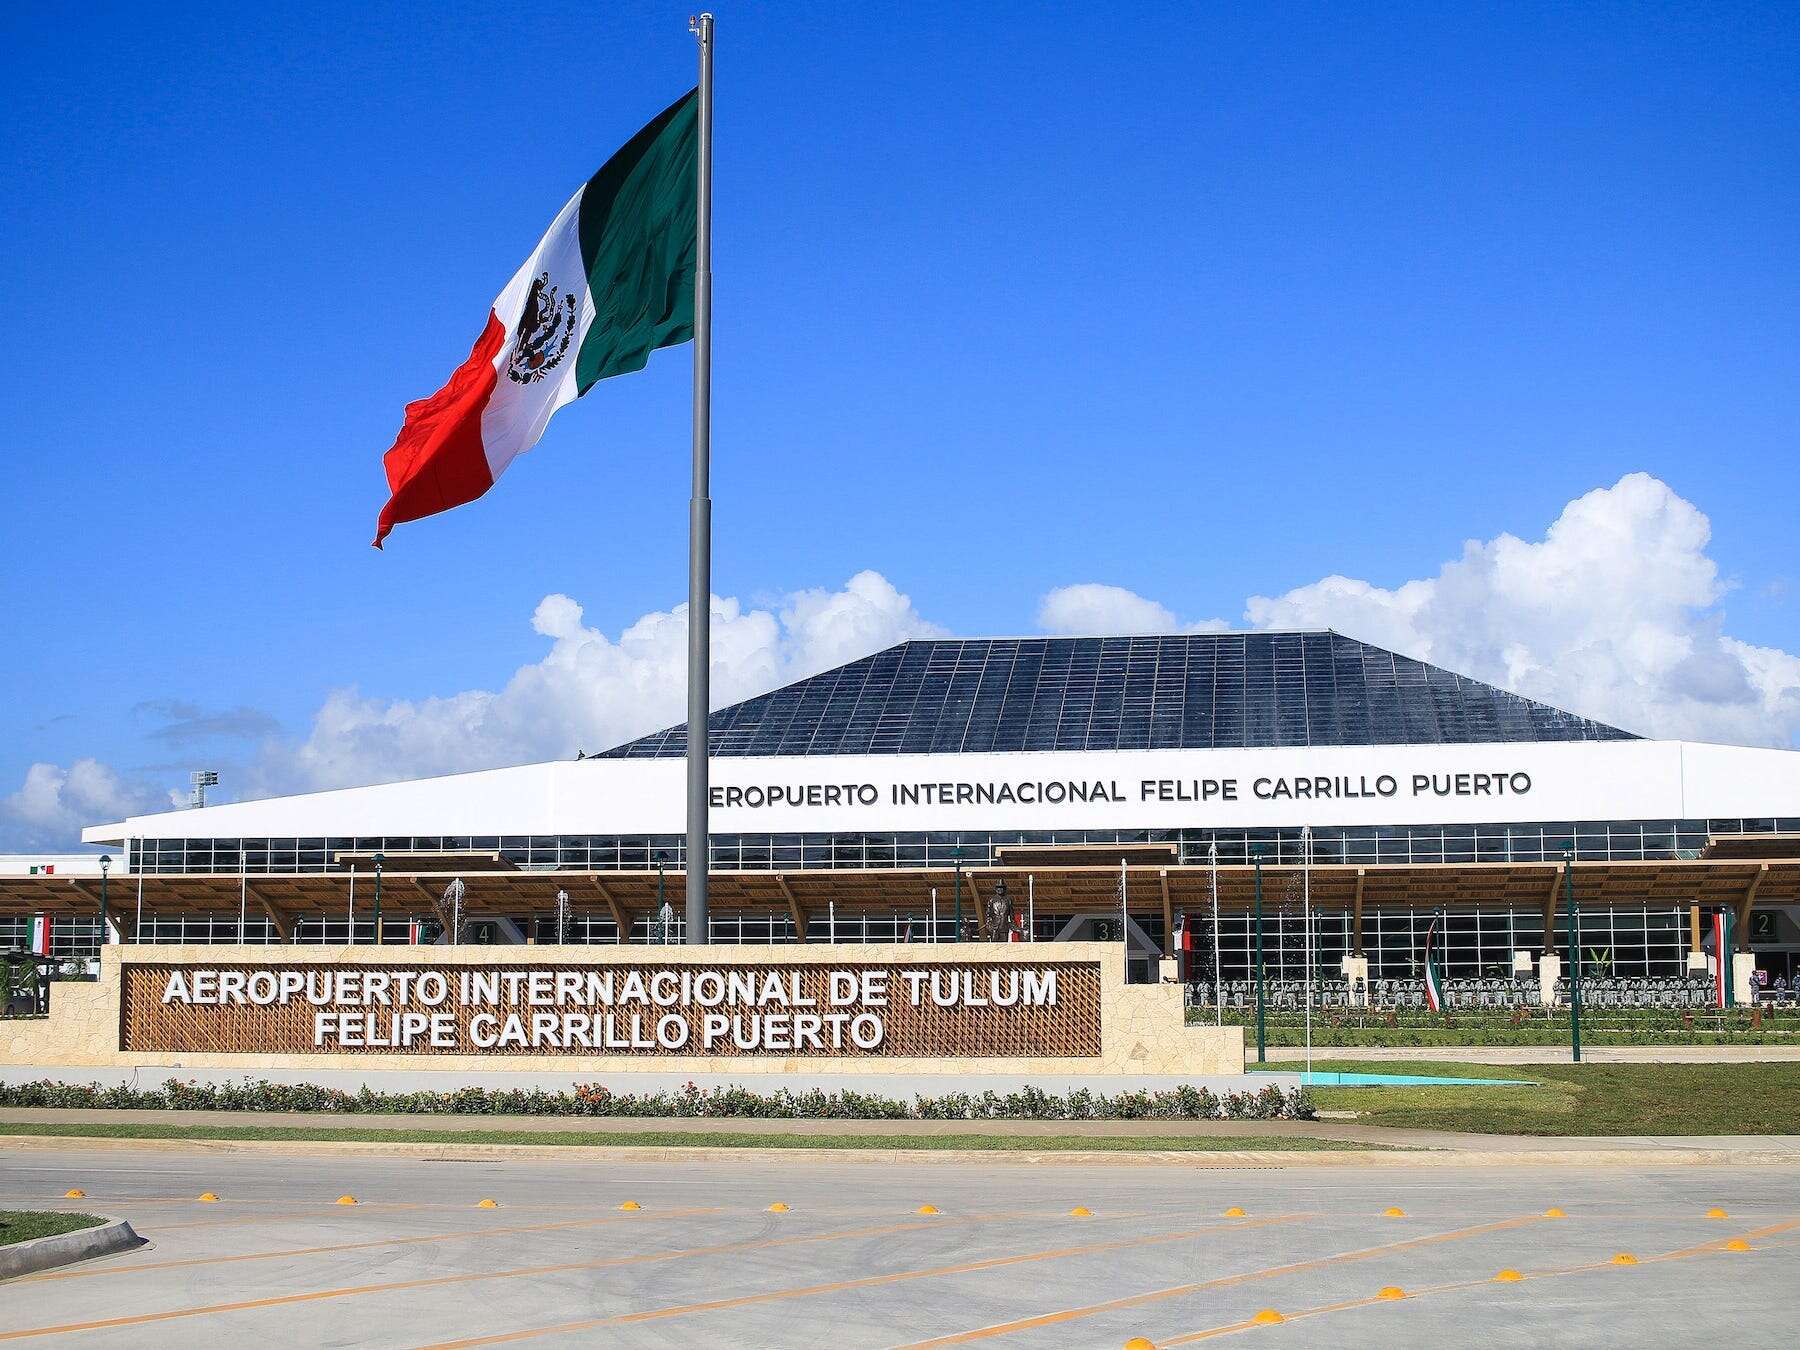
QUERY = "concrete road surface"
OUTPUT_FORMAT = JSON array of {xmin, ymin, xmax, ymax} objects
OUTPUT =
[{"xmin": 1, "ymin": 1146, "xmax": 1794, "ymax": 1347}]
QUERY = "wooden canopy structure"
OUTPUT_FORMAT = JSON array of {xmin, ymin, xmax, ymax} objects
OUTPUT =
[{"xmin": 5, "ymin": 852, "xmax": 1795, "ymax": 955}]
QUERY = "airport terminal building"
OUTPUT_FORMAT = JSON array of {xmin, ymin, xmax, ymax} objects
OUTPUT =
[{"xmin": 7, "ymin": 632, "xmax": 1800, "ymax": 988}]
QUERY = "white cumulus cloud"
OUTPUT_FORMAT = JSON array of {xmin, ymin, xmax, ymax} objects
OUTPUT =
[
  {"xmin": 0, "ymin": 760, "xmax": 177, "ymax": 853},
  {"xmin": 1036, "ymin": 583, "xmax": 1228, "ymax": 636},
  {"xmin": 1043, "ymin": 473, "xmax": 1800, "ymax": 747},
  {"xmin": 250, "ymin": 569, "xmax": 945, "ymax": 797},
  {"xmin": 4, "ymin": 571, "xmax": 945, "ymax": 848}
]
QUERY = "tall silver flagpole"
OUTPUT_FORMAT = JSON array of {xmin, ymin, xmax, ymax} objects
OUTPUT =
[
  {"xmin": 1302, "ymin": 825, "xmax": 1313, "ymax": 1084},
  {"xmin": 1209, "ymin": 842, "xmax": 1222, "ymax": 1026},
  {"xmin": 685, "ymin": 12, "xmax": 715, "ymax": 945}
]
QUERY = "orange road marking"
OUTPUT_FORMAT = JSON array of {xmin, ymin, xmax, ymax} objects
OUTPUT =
[
  {"xmin": 1156, "ymin": 1217, "xmax": 1800, "ymax": 1343},
  {"xmin": 1643, "ymin": 1219, "xmax": 1800, "ymax": 1262},
  {"xmin": 0, "ymin": 1209, "xmax": 1087, "ymax": 1341},
  {"xmin": 901, "ymin": 1215, "xmax": 1546, "ymax": 1346},
  {"xmin": 138, "ymin": 1208, "xmax": 395, "ymax": 1232},
  {"xmin": 14, "ymin": 1207, "xmax": 724, "ymax": 1284},
  {"xmin": 410, "ymin": 1216, "xmax": 1308, "ymax": 1349},
  {"xmin": 26, "ymin": 1202, "xmax": 597, "ymax": 1224}
]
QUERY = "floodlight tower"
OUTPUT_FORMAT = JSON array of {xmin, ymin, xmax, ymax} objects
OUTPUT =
[{"xmin": 189, "ymin": 770, "xmax": 219, "ymax": 809}]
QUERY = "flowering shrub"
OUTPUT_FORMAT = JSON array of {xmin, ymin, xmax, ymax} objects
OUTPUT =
[{"xmin": 0, "ymin": 1076, "xmax": 1312, "ymax": 1121}]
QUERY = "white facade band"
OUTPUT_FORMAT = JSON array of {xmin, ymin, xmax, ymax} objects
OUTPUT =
[{"xmin": 85, "ymin": 739, "xmax": 1800, "ymax": 845}]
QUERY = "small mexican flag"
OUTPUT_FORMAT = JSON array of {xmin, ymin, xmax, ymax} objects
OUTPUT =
[
  {"xmin": 374, "ymin": 89, "xmax": 699, "ymax": 547},
  {"xmin": 1713, "ymin": 910, "xmax": 1734, "ymax": 1008},
  {"xmin": 1422, "ymin": 914, "xmax": 1445, "ymax": 1012},
  {"xmin": 29, "ymin": 914, "xmax": 52, "ymax": 957},
  {"xmin": 28, "ymin": 863, "xmax": 54, "ymax": 876}
]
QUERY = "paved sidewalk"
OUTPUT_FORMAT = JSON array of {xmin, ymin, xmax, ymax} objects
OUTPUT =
[
  {"xmin": 4, "ymin": 1105, "xmax": 1798, "ymax": 1159},
  {"xmin": 0, "ymin": 1107, "xmax": 1335, "ymax": 1139}
]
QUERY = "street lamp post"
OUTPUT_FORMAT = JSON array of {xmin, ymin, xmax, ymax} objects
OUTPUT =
[
  {"xmin": 1563, "ymin": 845, "xmax": 1582, "ymax": 1063},
  {"xmin": 97, "ymin": 854, "xmax": 112, "ymax": 960},
  {"xmin": 950, "ymin": 847, "xmax": 965, "ymax": 943},
  {"xmin": 372, "ymin": 853, "xmax": 385, "ymax": 946},
  {"xmin": 1251, "ymin": 843, "xmax": 1268, "ymax": 1066}
]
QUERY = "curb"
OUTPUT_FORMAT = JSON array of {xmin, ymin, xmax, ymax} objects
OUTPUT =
[
  {"xmin": 0, "ymin": 1218, "xmax": 144, "ymax": 1280},
  {"xmin": 2, "ymin": 1133, "xmax": 1796, "ymax": 1168}
]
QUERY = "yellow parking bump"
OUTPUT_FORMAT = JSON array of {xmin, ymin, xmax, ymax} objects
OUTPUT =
[
  {"xmin": 916, "ymin": 1205, "xmax": 940, "ymax": 1216},
  {"xmin": 618, "ymin": 1201, "xmax": 641, "ymax": 1212},
  {"xmin": 1223, "ymin": 1207, "xmax": 1247, "ymax": 1218},
  {"xmin": 63, "ymin": 1190, "xmax": 85, "ymax": 1199},
  {"xmin": 1725, "ymin": 1239, "xmax": 1751, "ymax": 1252},
  {"xmin": 1494, "ymin": 1269, "xmax": 1525, "ymax": 1282},
  {"xmin": 767, "ymin": 1203, "xmax": 790, "ymax": 1213},
  {"xmin": 336, "ymin": 1195, "xmax": 358, "ymax": 1206},
  {"xmin": 197, "ymin": 1193, "xmax": 219, "ymax": 1203},
  {"xmin": 476, "ymin": 1199, "xmax": 498, "ymax": 1209},
  {"xmin": 1124, "ymin": 1339, "xmax": 1158, "ymax": 1349},
  {"xmin": 1250, "ymin": 1309, "xmax": 1285, "ymax": 1325},
  {"xmin": 1376, "ymin": 1286, "xmax": 1406, "ymax": 1300},
  {"xmin": 1069, "ymin": 1206, "xmax": 1093, "ymax": 1218},
  {"xmin": 1543, "ymin": 1208, "xmax": 1566, "ymax": 1218},
  {"xmin": 1381, "ymin": 1207, "xmax": 1406, "ymax": 1218},
  {"xmin": 1706, "ymin": 1208, "xmax": 1729, "ymax": 1220},
  {"xmin": 1610, "ymin": 1253, "xmax": 1638, "ymax": 1266}
]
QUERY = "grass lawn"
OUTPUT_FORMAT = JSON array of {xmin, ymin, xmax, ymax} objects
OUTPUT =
[
  {"xmin": 0, "ymin": 1122, "xmax": 1368, "ymax": 1152},
  {"xmin": 1291, "ymin": 1058, "xmax": 1800, "ymax": 1136},
  {"xmin": 0, "ymin": 1210, "xmax": 104, "ymax": 1246}
]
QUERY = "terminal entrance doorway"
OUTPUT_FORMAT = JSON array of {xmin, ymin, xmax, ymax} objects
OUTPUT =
[{"xmin": 1051, "ymin": 914, "xmax": 1161, "ymax": 983}]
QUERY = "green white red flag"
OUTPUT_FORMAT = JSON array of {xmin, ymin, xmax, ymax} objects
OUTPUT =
[
  {"xmin": 1423, "ymin": 914, "xmax": 1444, "ymax": 1012},
  {"xmin": 373, "ymin": 90, "xmax": 698, "ymax": 547},
  {"xmin": 1713, "ymin": 910, "xmax": 1734, "ymax": 1008}
]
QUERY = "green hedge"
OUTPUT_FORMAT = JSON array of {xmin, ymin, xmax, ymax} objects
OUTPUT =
[{"xmin": 0, "ymin": 1077, "xmax": 1314, "ymax": 1122}]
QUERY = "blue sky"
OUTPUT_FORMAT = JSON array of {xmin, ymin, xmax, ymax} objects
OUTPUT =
[{"xmin": 2, "ymin": 2, "xmax": 1796, "ymax": 846}]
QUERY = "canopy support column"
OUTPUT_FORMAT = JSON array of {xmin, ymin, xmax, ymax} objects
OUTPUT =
[
  {"xmin": 589, "ymin": 877, "xmax": 630, "ymax": 942},
  {"xmin": 776, "ymin": 875, "xmax": 809, "ymax": 942}
]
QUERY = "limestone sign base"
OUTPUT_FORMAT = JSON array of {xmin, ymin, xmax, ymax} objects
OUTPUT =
[{"xmin": 2, "ymin": 942, "xmax": 1243, "ymax": 1077}]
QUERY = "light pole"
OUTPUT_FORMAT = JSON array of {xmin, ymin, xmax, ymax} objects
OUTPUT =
[
  {"xmin": 1563, "ymin": 844, "xmax": 1581, "ymax": 1063},
  {"xmin": 97, "ymin": 854, "xmax": 112, "ymax": 960},
  {"xmin": 1251, "ymin": 843, "xmax": 1268, "ymax": 1066},
  {"xmin": 372, "ymin": 853, "xmax": 385, "ymax": 946},
  {"xmin": 950, "ymin": 847, "xmax": 965, "ymax": 943}
]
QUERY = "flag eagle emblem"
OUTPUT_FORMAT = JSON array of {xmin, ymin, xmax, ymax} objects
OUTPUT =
[{"xmin": 506, "ymin": 273, "xmax": 577, "ymax": 384}]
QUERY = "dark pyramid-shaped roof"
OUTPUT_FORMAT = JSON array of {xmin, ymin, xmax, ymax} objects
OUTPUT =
[{"xmin": 594, "ymin": 632, "xmax": 1636, "ymax": 759}]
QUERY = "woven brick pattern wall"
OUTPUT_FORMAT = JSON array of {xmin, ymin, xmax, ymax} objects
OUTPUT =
[{"xmin": 119, "ymin": 961, "xmax": 1102, "ymax": 1059}]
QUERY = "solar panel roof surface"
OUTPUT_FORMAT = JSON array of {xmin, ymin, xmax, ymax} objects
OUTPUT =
[{"xmin": 595, "ymin": 633, "xmax": 1636, "ymax": 759}]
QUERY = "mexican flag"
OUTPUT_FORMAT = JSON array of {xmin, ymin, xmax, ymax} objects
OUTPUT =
[
  {"xmin": 374, "ymin": 90, "xmax": 699, "ymax": 547},
  {"xmin": 1713, "ymin": 910, "xmax": 1734, "ymax": 1008},
  {"xmin": 29, "ymin": 914, "xmax": 51, "ymax": 957},
  {"xmin": 1422, "ymin": 914, "xmax": 1445, "ymax": 1012}
]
